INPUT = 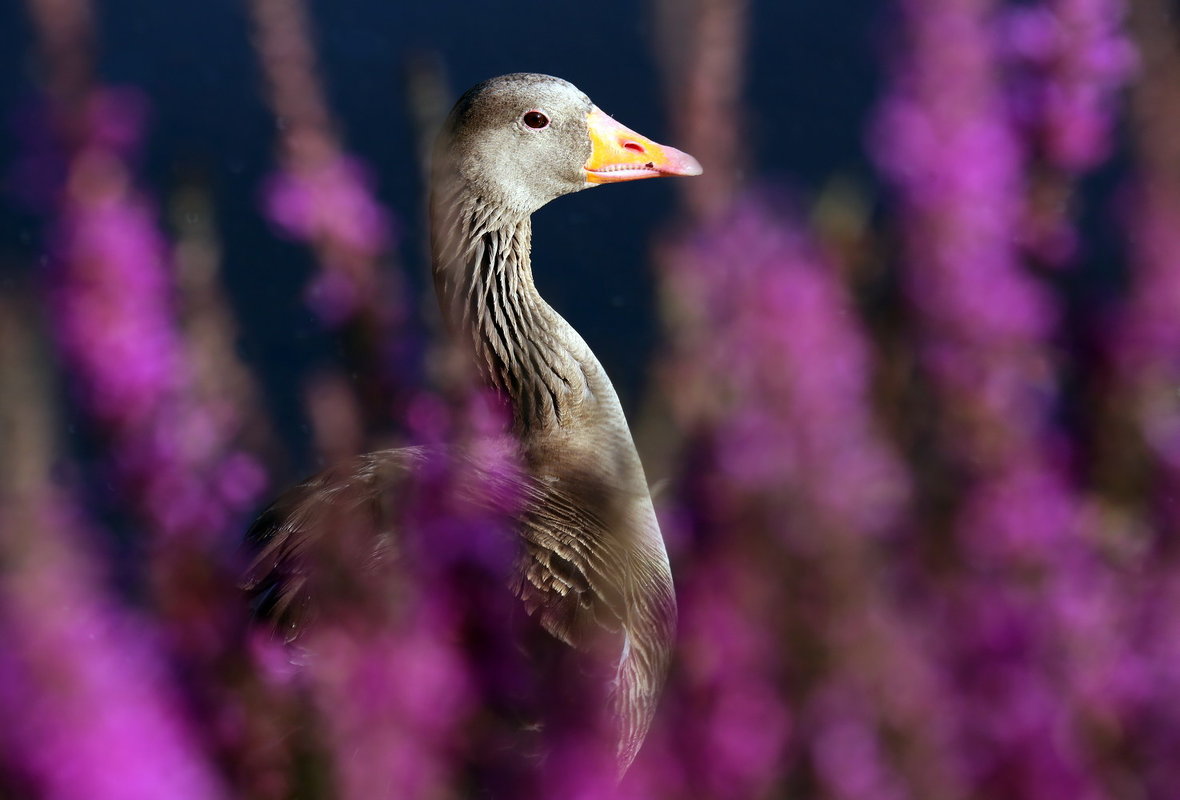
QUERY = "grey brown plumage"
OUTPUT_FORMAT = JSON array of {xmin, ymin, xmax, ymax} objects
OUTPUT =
[{"xmin": 244, "ymin": 73, "xmax": 699, "ymax": 772}]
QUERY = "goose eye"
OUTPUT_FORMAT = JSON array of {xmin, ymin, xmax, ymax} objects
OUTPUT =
[{"xmin": 522, "ymin": 111, "xmax": 549, "ymax": 129}]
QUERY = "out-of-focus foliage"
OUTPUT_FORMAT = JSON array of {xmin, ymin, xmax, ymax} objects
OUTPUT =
[{"xmin": 4, "ymin": 0, "xmax": 1180, "ymax": 797}]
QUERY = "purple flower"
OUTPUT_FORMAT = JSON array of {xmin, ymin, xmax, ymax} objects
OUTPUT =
[
  {"xmin": 995, "ymin": 0, "xmax": 1135, "ymax": 264},
  {"xmin": 648, "ymin": 193, "xmax": 917, "ymax": 799},
  {"xmin": 999, "ymin": 0, "xmax": 1136, "ymax": 172},
  {"xmin": 263, "ymin": 156, "xmax": 396, "ymax": 324},
  {"xmin": 870, "ymin": 0, "xmax": 1127, "ymax": 796},
  {"xmin": 249, "ymin": 0, "xmax": 401, "ymax": 330},
  {"xmin": 0, "ymin": 498, "xmax": 226, "ymax": 800},
  {"xmin": 1115, "ymin": 187, "xmax": 1180, "ymax": 493},
  {"xmin": 809, "ymin": 684, "xmax": 906, "ymax": 800},
  {"xmin": 304, "ymin": 623, "xmax": 475, "ymax": 800},
  {"xmin": 264, "ymin": 156, "xmax": 392, "ymax": 254},
  {"xmin": 873, "ymin": 0, "xmax": 1066, "ymax": 459},
  {"xmin": 43, "ymin": 90, "xmax": 264, "ymax": 544},
  {"xmin": 660, "ymin": 196, "xmax": 907, "ymax": 535}
]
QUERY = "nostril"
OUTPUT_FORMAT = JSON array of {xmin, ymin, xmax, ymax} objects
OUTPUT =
[{"xmin": 623, "ymin": 141, "xmax": 645, "ymax": 154}]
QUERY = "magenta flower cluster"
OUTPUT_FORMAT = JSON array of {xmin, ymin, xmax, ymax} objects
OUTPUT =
[
  {"xmin": 1000, "ymin": 0, "xmax": 1136, "ymax": 171},
  {"xmin": 263, "ymin": 155, "xmax": 395, "ymax": 324},
  {"xmin": 0, "ymin": 502, "xmax": 226, "ymax": 800},
  {"xmin": 996, "ymin": 0, "xmax": 1137, "ymax": 263},
  {"xmin": 11, "ymin": 0, "xmax": 1180, "ymax": 797},
  {"xmin": 47, "ymin": 89, "xmax": 265, "ymax": 542}
]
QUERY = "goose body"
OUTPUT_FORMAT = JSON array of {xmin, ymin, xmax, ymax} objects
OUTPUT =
[{"xmin": 245, "ymin": 73, "xmax": 701, "ymax": 771}]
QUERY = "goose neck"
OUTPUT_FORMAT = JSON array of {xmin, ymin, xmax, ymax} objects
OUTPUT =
[{"xmin": 431, "ymin": 192, "xmax": 601, "ymax": 438}]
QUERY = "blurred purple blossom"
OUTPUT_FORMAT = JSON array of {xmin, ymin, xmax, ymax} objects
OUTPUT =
[
  {"xmin": 304, "ymin": 623, "xmax": 475, "ymax": 799},
  {"xmin": 1106, "ymin": 1, "xmax": 1180, "ymax": 533},
  {"xmin": 45, "ymin": 90, "xmax": 265, "ymax": 543},
  {"xmin": 1106, "ymin": 3, "xmax": 1180, "ymax": 536},
  {"xmin": 7, "ymin": 89, "xmax": 148, "ymax": 210},
  {"xmin": 6, "ymin": 0, "xmax": 1180, "ymax": 796},
  {"xmin": 999, "ymin": 0, "xmax": 1135, "ymax": 172},
  {"xmin": 809, "ymin": 683, "xmax": 907, "ymax": 800},
  {"xmin": 996, "ymin": 0, "xmax": 1134, "ymax": 264},
  {"xmin": 871, "ymin": 1, "xmax": 1147, "ymax": 797},
  {"xmin": 249, "ymin": 0, "xmax": 402, "ymax": 332},
  {"xmin": 874, "ymin": 0, "xmax": 1064, "ymax": 462},
  {"xmin": 12, "ymin": 77, "xmax": 280, "ymax": 796},
  {"xmin": 1118, "ymin": 191, "xmax": 1180, "ymax": 482},
  {"xmin": 648, "ymin": 195, "xmax": 918, "ymax": 799},
  {"xmin": 263, "ymin": 155, "xmax": 395, "ymax": 324},
  {"xmin": 662, "ymin": 196, "xmax": 907, "ymax": 535},
  {"xmin": 265, "ymin": 156, "xmax": 392, "ymax": 252},
  {"xmin": 247, "ymin": 0, "xmax": 419, "ymax": 460},
  {"xmin": 0, "ymin": 498, "xmax": 226, "ymax": 800}
]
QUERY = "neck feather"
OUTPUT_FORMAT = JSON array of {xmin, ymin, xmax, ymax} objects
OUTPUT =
[
  {"xmin": 430, "ymin": 180, "xmax": 677, "ymax": 771},
  {"xmin": 431, "ymin": 189, "xmax": 595, "ymax": 437}
]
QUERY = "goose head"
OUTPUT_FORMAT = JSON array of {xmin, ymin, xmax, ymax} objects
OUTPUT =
[{"xmin": 437, "ymin": 72, "xmax": 702, "ymax": 215}]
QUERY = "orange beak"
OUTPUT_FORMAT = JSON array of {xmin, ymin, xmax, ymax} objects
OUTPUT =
[{"xmin": 583, "ymin": 106, "xmax": 702, "ymax": 185}]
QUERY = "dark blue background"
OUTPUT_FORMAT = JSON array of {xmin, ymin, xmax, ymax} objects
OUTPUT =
[{"xmin": 0, "ymin": 0, "xmax": 880, "ymax": 470}]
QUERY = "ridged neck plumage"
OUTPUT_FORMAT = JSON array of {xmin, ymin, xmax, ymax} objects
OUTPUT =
[
  {"xmin": 431, "ymin": 180, "xmax": 598, "ymax": 443},
  {"xmin": 430, "ymin": 175, "xmax": 677, "ymax": 775}
]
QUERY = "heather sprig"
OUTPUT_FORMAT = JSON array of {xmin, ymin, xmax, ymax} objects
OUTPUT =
[
  {"xmin": 998, "ymin": 0, "xmax": 1135, "ymax": 263},
  {"xmin": 872, "ymin": 0, "xmax": 1139, "ymax": 795},
  {"xmin": 0, "ymin": 295, "xmax": 226, "ymax": 800},
  {"xmin": 0, "ymin": 498, "xmax": 229, "ymax": 800},
  {"xmin": 45, "ymin": 88, "xmax": 265, "ymax": 544}
]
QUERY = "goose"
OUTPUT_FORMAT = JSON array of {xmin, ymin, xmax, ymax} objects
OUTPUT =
[{"xmin": 244, "ymin": 73, "xmax": 701, "ymax": 772}]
